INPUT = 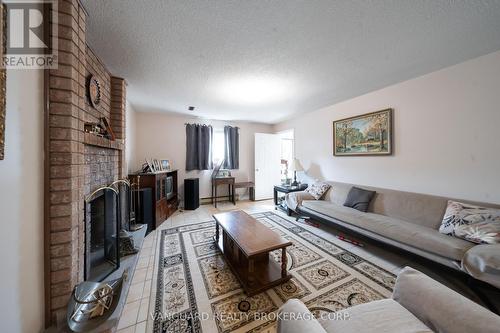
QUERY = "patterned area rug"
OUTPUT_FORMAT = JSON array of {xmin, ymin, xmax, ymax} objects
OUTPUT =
[{"xmin": 153, "ymin": 211, "xmax": 395, "ymax": 333}]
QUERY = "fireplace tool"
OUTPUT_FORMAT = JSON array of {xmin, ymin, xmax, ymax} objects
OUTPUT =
[
  {"xmin": 110, "ymin": 179, "xmax": 141, "ymax": 255},
  {"xmin": 129, "ymin": 176, "xmax": 145, "ymax": 232}
]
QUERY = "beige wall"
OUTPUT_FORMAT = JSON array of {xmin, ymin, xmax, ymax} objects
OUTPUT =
[
  {"xmin": 0, "ymin": 70, "xmax": 44, "ymax": 332},
  {"xmin": 274, "ymin": 50, "xmax": 500, "ymax": 204},
  {"xmin": 132, "ymin": 112, "xmax": 273, "ymax": 199}
]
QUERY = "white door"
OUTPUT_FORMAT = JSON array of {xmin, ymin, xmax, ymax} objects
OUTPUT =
[{"xmin": 254, "ymin": 133, "xmax": 282, "ymax": 200}]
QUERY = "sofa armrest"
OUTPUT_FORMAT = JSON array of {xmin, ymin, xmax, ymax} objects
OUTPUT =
[
  {"xmin": 277, "ymin": 299, "xmax": 327, "ymax": 333},
  {"xmin": 392, "ymin": 266, "xmax": 500, "ymax": 333},
  {"xmin": 285, "ymin": 191, "xmax": 315, "ymax": 211},
  {"xmin": 462, "ymin": 244, "xmax": 500, "ymax": 289}
]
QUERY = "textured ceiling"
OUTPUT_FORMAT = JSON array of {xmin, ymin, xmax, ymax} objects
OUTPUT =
[{"xmin": 81, "ymin": 0, "xmax": 500, "ymax": 124}]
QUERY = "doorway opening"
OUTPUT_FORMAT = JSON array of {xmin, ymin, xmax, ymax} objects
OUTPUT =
[
  {"xmin": 278, "ymin": 129, "xmax": 294, "ymax": 185},
  {"xmin": 254, "ymin": 130, "xmax": 294, "ymax": 200}
]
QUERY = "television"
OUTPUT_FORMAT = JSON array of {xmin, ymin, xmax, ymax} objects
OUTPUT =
[{"xmin": 165, "ymin": 176, "xmax": 174, "ymax": 200}]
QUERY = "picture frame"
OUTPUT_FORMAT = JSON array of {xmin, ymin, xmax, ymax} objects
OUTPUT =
[
  {"xmin": 153, "ymin": 159, "xmax": 160, "ymax": 172},
  {"xmin": 217, "ymin": 169, "xmax": 231, "ymax": 177},
  {"xmin": 148, "ymin": 158, "xmax": 157, "ymax": 172},
  {"xmin": 333, "ymin": 108, "xmax": 393, "ymax": 156},
  {"xmin": 160, "ymin": 159, "xmax": 170, "ymax": 171}
]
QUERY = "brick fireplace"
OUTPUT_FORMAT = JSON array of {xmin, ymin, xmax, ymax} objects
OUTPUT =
[{"xmin": 45, "ymin": 0, "xmax": 127, "ymax": 325}]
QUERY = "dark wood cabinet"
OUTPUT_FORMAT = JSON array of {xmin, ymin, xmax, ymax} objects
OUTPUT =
[{"xmin": 129, "ymin": 170, "xmax": 178, "ymax": 229}]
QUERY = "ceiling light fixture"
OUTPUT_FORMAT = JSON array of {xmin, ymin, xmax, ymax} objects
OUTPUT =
[{"xmin": 215, "ymin": 75, "xmax": 292, "ymax": 106}]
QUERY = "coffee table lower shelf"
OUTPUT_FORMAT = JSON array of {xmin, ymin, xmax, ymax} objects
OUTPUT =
[{"xmin": 214, "ymin": 235, "xmax": 291, "ymax": 296}]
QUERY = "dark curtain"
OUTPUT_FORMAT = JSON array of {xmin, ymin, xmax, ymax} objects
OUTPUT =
[
  {"xmin": 223, "ymin": 126, "xmax": 239, "ymax": 169},
  {"xmin": 186, "ymin": 124, "xmax": 213, "ymax": 171}
]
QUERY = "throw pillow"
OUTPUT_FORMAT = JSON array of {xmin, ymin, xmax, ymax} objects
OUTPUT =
[
  {"xmin": 439, "ymin": 200, "xmax": 500, "ymax": 244},
  {"xmin": 455, "ymin": 222, "xmax": 500, "ymax": 244},
  {"xmin": 304, "ymin": 182, "xmax": 331, "ymax": 200},
  {"xmin": 343, "ymin": 186, "xmax": 376, "ymax": 212}
]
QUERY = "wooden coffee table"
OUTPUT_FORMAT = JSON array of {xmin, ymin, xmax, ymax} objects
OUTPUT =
[{"xmin": 213, "ymin": 210, "xmax": 292, "ymax": 296}]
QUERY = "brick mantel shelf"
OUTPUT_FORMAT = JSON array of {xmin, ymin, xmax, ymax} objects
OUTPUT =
[{"xmin": 83, "ymin": 132, "xmax": 124, "ymax": 150}]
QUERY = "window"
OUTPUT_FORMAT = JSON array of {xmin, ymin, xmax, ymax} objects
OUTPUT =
[
  {"xmin": 281, "ymin": 138, "xmax": 293, "ymax": 162},
  {"xmin": 213, "ymin": 129, "xmax": 225, "ymax": 164}
]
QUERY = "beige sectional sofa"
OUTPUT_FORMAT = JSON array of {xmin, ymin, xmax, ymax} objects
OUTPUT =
[
  {"xmin": 277, "ymin": 267, "xmax": 500, "ymax": 333},
  {"xmin": 287, "ymin": 181, "xmax": 500, "ymax": 289}
]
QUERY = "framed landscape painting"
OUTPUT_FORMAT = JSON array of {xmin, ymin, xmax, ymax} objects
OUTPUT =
[{"xmin": 333, "ymin": 108, "xmax": 393, "ymax": 156}]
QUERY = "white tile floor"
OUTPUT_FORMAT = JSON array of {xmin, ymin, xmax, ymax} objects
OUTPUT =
[
  {"xmin": 115, "ymin": 199, "xmax": 429, "ymax": 332},
  {"xmin": 115, "ymin": 200, "xmax": 276, "ymax": 332},
  {"xmin": 116, "ymin": 221, "xmax": 158, "ymax": 333}
]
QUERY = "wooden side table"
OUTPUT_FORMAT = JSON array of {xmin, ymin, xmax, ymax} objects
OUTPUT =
[
  {"xmin": 212, "ymin": 176, "xmax": 235, "ymax": 208},
  {"xmin": 273, "ymin": 184, "xmax": 308, "ymax": 215}
]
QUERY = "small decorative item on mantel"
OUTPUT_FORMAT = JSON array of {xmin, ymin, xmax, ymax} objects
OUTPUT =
[
  {"xmin": 83, "ymin": 117, "xmax": 116, "ymax": 141},
  {"xmin": 84, "ymin": 122, "xmax": 105, "ymax": 137},
  {"xmin": 99, "ymin": 117, "xmax": 116, "ymax": 141}
]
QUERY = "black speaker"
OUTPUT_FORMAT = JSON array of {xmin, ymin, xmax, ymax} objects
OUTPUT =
[
  {"xmin": 134, "ymin": 188, "xmax": 153, "ymax": 234},
  {"xmin": 184, "ymin": 178, "xmax": 199, "ymax": 210}
]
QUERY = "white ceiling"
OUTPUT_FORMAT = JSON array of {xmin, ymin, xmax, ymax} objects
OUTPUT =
[{"xmin": 82, "ymin": 0, "xmax": 500, "ymax": 124}]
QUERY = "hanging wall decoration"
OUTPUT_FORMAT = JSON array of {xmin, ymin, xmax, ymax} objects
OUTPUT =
[
  {"xmin": 87, "ymin": 75, "xmax": 101, "ymax": 108},
  {"xmin": 333, "ymin": 108, "xmax": 393, "ymax": 156}
]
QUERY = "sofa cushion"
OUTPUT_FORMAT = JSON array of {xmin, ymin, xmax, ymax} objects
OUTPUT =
[
  {"xmin": 343, "ymin": 186, "xmax": 376, "ymax": 212},
  {"xmin": 301, "ymin": 200, "xmax": 475, "ymax": 261},
  {"xmin": 318, "ymin": 299, "xmax": 432, "ymax": 333},
  {"xmin": 455, "ymin": 222, "xmax": 500, "ymax": 244},
  {"xmin": 305, "ymin": 182, "xmax": 331, "ymax": 200},
  {"xmin": 439, "ymin": 200, "xmax": 500, "ymax": 244},
  {"xmin": 393, "ymin": 267, "xmax": 500, "ymax": 333}
]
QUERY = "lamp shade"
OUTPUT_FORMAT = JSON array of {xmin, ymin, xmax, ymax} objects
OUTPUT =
[{"xmin": 291, "ymin": 158, "xmax": 304, "ymax": 172}]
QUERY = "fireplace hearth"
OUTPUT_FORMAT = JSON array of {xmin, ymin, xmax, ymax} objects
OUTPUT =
[{"xmin": 85, "ymin": 187, "xmax": 120, "ymax": 282}]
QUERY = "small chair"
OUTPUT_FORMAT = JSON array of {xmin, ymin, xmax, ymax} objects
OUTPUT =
[{"xmin": 234, "ymin": 181, "xmax": 255, "ymax": 201}]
